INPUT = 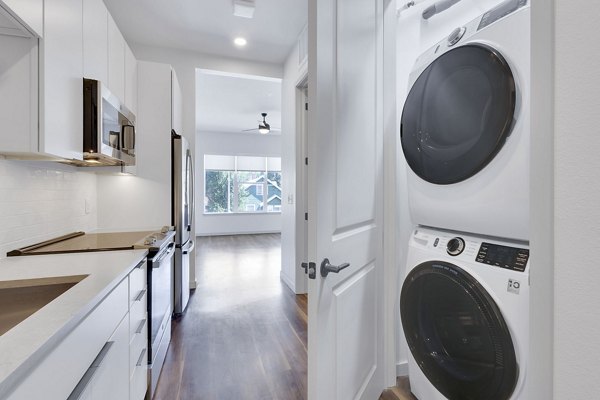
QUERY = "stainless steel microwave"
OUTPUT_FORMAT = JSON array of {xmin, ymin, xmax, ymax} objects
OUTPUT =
[{"xmin": 83, "ymin": 79, "xmax": 136, "ymax": 166}]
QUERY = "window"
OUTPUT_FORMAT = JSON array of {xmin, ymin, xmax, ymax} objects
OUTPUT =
[{"xmin": 204, "ymin": 155, "xmax": 282, "ymax": 214}]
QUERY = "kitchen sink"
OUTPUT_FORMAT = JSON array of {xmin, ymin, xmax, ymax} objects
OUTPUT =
[{"xmin": 0, "ymin": 275, "xmax": 88, "ymax": 336}]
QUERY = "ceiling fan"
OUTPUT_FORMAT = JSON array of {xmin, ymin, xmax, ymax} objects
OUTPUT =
[{"xmin": 243, "ymin": 113, "xmax": 280, "ymax": 134}]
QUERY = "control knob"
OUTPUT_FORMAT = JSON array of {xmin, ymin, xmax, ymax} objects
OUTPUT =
[
  {"xmin": 446, "ymin": 237, "xmax": 465, "ymax": 256},
  {"xmin": 447, "ymin": 26, "xmax": 466, "ymax": 46}
]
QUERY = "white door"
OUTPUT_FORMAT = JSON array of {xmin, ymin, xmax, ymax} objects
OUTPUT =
[{"xmin": 307, "ymin": 0, "xmax": 384, "ymax": 398}]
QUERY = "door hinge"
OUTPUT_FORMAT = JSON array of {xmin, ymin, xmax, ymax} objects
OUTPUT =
[
  {"xmin": 305, "ymin": 157, "xmax": 308, "ymax": 165},
  {"xmin": 305, "ymin": 212, "xmax": 308, "ymax": 221},
  {"xmin": 305, "ymin": 102, "xmax": 308, "ymax": 111}
]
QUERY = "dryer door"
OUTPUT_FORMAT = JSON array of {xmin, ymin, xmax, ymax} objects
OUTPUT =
[
  {"xmin": 400, "ymin": 261, "xmax": 518, "ymax": 400},
  {"xmin": 401, "ymin": 44, "xmax": 516, "ymax": 184}
]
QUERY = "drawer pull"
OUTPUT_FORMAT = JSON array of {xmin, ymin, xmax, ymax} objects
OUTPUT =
[
  {"xmin": 135, "ymin": 319, "xmax": 147, "ymax": 335},
  {"xmin": 136, "ymin": 348, "xmax": 147, "ymax": 367},
  {"xmin": 67, "ymin": 341, "xmax": 114, "ymax": 400},
  {"xmin": 134, "ymin": 288, "xmax": 147, "ymax": 302}
]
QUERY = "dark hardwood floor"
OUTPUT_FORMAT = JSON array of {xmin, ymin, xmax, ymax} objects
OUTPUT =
[
  {"xmin": 379, "ymin": 377, "xmax": 417, "ymax": 400},
  {"xmin": 153, "ymin": 233, "xmax": 307, "ymax": 400}
]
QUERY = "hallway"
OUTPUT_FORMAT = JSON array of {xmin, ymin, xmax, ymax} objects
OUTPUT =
[{"xmin": 154, "ymin": 233, "xmax": 307, "ymax": 400}]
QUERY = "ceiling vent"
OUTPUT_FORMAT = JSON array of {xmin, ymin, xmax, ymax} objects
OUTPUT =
[{"xmin": 233, "ymin": 0, "xmax": 255, "ymax": 18}]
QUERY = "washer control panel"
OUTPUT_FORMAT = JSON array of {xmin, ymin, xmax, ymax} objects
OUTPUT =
[
  {"xmin": 478, "ymin": 0, "xmax": 528, "ymax": 31},
  {"xmin": 476, "ymin": 242, "xmax": 529, "ymax": 272}
]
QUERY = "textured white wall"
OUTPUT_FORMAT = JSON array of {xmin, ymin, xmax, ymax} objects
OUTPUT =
[
  {"xmin": 0, "ymin": 159, "xmax": 97, "ymax": 259},
  {"xmin": 553, "ymin": 0, "xmax": 600, "ymax": 397}
]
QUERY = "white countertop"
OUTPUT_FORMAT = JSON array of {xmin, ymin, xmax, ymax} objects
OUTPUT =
[{"xmin": 0, "ymin": 250, "xmax": 148, "ymax": 397}]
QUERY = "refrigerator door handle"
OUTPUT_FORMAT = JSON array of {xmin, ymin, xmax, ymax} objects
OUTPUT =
[
  {"xmin": 187, "ymin": 150, "xmax": 194, "ymax": 233},
  {"xmin": 182, "ymin": 240, "xmax": 195, "ymax": 255}
]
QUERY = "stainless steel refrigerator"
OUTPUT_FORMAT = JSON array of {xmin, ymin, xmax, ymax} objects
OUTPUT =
[{"xmin": 172, "ymin": 130, "xmax": 194, "ymax": 314}]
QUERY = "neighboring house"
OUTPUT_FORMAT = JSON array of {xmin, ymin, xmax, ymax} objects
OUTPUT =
[{"xmin": 244, "ymin": 176, "xmax": 282, "ymax": 212}]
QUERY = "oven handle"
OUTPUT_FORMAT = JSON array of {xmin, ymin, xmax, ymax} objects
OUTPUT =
[
  {"xmin": 182, "ymin": 240, "xmax": 195, "ymax": 255},
  {"xmin": 153, "ymin": 243, "xmax": 175, "ymax": 266}
]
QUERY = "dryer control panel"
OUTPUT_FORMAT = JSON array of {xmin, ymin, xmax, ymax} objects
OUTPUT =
[{"xmin": 476, "ymin": 242, "xmax": 529, "ymax": 272}]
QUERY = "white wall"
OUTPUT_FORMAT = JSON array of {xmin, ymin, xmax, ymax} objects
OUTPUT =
[
  {"xmin": 0, "ymin": 159, "xmax": 97, "ymax": 258},
  {"xmin": 280, "ymin": 39, "xmax": 308, "ymax": 293},
  {"xmin": 196, "ymin": 130, "xmax": 282, "ymax": 236},
  {"xmin": 553, "ymin": 0, "xmax": 600, "ymax": 397},
  {"xmin": 393, "ymin": 0, "xmax": 507, "ymax": 373}
]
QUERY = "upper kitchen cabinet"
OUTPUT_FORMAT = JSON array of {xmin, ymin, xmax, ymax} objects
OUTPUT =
[
  {"xmin": 39, "ymin": 0, "xmax": 83, "ymax": 160},
  {"xmin": 108, "ymin": 14, "xmax": 126, "ymax": 103},
  {"xmin": 83, "ymin": 0, "xmax": 108, "ymax": 84},
  {"xmin": 172, "ymin": 70, "xmax": 183, "ymax": 134},
  {"xmin": 125, "ymin": 44, "xmax": 138, "ymax": 115},
  {"xmin": 0, "ymin": 0, "xmax": 43, "ymax": 37}
]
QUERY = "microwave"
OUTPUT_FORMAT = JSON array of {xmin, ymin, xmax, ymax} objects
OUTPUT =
[{"xmin": 83, "ymin": 79, "xmax": 136, "ymax": 166}]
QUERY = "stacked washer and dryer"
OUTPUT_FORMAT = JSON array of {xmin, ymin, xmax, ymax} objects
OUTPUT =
[{"xmin": 399, "ymin": 1, "xmax": 531, "ymax": 399}]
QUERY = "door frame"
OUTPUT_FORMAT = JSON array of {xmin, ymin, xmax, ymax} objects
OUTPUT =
[{"xmin": 294, "ymin": 73, "xmax": 309, "ymax": 294}]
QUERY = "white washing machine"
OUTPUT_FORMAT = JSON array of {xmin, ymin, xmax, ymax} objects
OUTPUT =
[
  {"xmin": 400, "ymin": 0, "xmax": 530, "ymax": 241},
  {"xmin": 400, "ymin": 227, "xmax": 529, "ymax": 400}
]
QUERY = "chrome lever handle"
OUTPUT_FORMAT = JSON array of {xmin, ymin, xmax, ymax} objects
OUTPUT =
[{"xmin": 320, "ymin": 258, "xmax": 350, "ymax": 278}]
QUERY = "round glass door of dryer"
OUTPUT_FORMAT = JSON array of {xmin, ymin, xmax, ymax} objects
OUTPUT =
[
  {"xmin": 400, "ymin": 44, "xmax": 516, "ymax": 185},
  {"xmin": 400, "ymin": 261, "xmax": 518, "ymax": 400}
]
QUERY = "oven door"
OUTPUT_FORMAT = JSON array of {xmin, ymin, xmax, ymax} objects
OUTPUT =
[{"xmin": 149, "ymin": 242, "xmax": 175, "ymax": 363}]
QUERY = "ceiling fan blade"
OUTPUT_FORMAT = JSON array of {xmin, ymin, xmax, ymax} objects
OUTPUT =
[{"xmin": 242, "ymin": 128, "xmax": 259, "ymax": 132}]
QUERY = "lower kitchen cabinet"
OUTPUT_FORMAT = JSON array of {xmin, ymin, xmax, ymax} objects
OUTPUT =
[
  {"xmin": 69, "ymin": 313, "xmax": 130, "ymax": 400},
  {"xmin": 5, "ymin": 258, "xmax": 149, "ymax": 400}
]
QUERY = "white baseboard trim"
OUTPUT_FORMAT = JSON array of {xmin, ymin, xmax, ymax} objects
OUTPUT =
[
  {"xmin": 396, "ymin": 361, "xmax": 409, "ymax": 378},
  {"xmin": 280, "ymin": 270, "xmax": 295, "ymax": 292},
  {"xmin": 196, "ymin": 230, "xmax": 281, "ymax": 237}
]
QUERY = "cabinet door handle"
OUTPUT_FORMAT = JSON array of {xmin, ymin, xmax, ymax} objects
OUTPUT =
[
  {"xmin": 135, "ymin": 319, "xmax": 147, "ymax": 335},
  {"xmin": 134, "ymin": 288, "xmax": 147, "ymax": 302},
  {"xmin": 67, "ymin": 342, "xmax": 114, "ymax": 400},
  {"xmin": 134, "ymin": 258, "xmax": 146, "ymax": 269},
  {"xmin": 136, "ymin": 348, "xmax": 147, "ymax": 367}
]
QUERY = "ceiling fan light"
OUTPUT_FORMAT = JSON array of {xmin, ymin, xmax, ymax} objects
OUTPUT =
[{"xmin": 259, "ymin": 125, "xmax": 270, "ymax": 134}]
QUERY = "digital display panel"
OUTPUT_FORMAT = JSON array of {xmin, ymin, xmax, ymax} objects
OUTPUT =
[
  {"xmin": 476, "ymin": 242, "xmax": 529, "ymax": 272},
  {"xmin": 478, "ymin": 0, "xmax": 527, "ymax": 31}
]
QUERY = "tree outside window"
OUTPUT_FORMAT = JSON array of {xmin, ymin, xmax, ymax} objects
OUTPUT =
[{"xmin": 204, "ymin": 155, "xmax": 282, "ymax": 214}]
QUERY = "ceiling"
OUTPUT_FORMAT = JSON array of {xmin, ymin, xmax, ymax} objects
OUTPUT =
[
  {"xmin": 196, "ymin": 70, "xmax": 282, "ymax": 134},
  {"xmin": 104, "ymin": 0, "xmax": 308, "ymax": 64}
]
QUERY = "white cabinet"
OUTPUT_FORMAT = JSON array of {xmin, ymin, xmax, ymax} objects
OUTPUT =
[
  {"xmin": 172, "ymin": 70, "xmax": 183, "ymax": 134},
  {"xmin": 83, "ymin": 0, "xmax": 108, "ymax": 84},
  {"xmin": 108, "ymin": 14, "xmax": 125, "ymax": 102},
  {"xmin": 0, "ymin": 0, "xmax": 43, "ymax": 37},
  {"xmin": 39, "ymin": 0, "xmax": 83, "ymax": 160},
  {"xmin": 68, "ymin": 314, "xmax": 130, "ymax": 400},
  {"xmin": 125, "ymin": 44, "xmax": 138, "ymax": 115}
]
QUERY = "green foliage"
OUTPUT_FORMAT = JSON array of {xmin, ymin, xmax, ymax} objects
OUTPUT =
[{"xmin": 204, "ymin": 170, "xmax": 232, "ymax": 212}]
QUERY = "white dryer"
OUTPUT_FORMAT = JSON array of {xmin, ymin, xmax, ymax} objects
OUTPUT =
[
  {"xmin": 400, "ymin": 227, "xmax": 529, "ymax": 400},
  {"xmin": 400, "ymin": 0, "xmax": 530, "ymax": 241}
]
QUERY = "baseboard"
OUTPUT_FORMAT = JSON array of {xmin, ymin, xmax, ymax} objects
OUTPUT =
[
  {"xmin": 280, "ymin": 270, "xmax": 295, "ymax": 292},
  {"xmin": 196, "ymin": 230, "xmax": 281, "ymax": 237},
  {"xmin": 396, "ymin": 361, "xmax": 409, "ymax": 378}
]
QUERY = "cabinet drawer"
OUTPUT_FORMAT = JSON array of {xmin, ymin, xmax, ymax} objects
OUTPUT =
[
  {"xmin": 129, "ymin": 317, "xmax": 147, "ymax": 376},
  {"xmin": 129, "ymin": 259, "xmax": 147, "ymax": 306},
  {"xmin": 129, "ymin": 292, "xmax": 147, "ymax": 340},
  {"xmin": 7, "ymin": 278, "xmax": 128, "ymax": 399},
  {"xmin": 130, "ymin": 354, "xmax": 148, "ymax": 400}
]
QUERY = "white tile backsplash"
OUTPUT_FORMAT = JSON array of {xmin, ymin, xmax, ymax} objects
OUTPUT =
[{"xmin": 0, "ymin": 158, "xmax": 97, "ymax": 259}]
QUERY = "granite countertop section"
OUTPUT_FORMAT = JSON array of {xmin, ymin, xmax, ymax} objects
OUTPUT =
[{"xmin": 0, "ymin": 250, "xmax": 148, "ymax": 397}]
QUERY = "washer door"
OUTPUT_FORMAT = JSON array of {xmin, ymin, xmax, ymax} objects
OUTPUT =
[
  {"xmin": 401, "ymin": 44, "xmax": 516, "ymax": 184},
  {"xmin": 400, "ymin": 261, "xmax": 518, "ymax": 400}
]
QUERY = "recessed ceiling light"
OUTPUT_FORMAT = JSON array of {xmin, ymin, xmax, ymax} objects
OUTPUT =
[{"xmin": 234, "ymin": 37, "xmax": 247, "ymax": 47}]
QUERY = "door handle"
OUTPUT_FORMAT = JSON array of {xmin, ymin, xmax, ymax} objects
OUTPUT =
[
  {"xmin": 301, "ymin": 262, "xmax": 316, "ymax": 279},
  {"xmin": 320, "ymin": 258, "xmax": 350, "ymax": 278}
]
